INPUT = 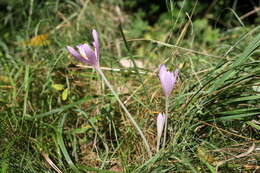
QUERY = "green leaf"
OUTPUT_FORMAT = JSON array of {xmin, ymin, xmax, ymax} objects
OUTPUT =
[
  {"xmin": 57, "ymin": 114, "xmax": 80, "ymax": 173},
  {"xmin": 232, "ymin": 33, "xmax": 260, "ymax": 68},
  {"xmin": 246, "ymin": 121, "xmax": 260, "ymax": 130},
  {"xmin": 209, "ymin": 33, "xmax": 260, "ymax": 92},
  {"xmin": 218, "ymin": 108, "xmax": 260, "ymax": 115},
  {"xmin": 225, "ymin": 95, "xmax": 260, "ymax": 104},
  {"xmin": 214, "ymin": 112, "xmax": 260, "ymax": 121}
]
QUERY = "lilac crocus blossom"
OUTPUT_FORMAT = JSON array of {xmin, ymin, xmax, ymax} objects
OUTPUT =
[
  {"xmin": 159, "ymin": 64, "xmax": 179, "ymax": 97},
  {"xmin": 66, "ymin": 29, "xmax": 99, "ymax": 68},
  {"xmin": 66, "ymin": 29, "xmax": 152, "ymax": 157}
]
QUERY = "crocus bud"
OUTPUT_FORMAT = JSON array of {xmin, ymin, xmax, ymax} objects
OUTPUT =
[{"xmin": 157, "ymin": 113, "xmax": 166, "ymax": 142}]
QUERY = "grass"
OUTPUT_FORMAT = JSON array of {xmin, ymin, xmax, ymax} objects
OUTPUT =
[{"xmin": 1, "ymin": 0, "xmax": 260, "ymax": 172}]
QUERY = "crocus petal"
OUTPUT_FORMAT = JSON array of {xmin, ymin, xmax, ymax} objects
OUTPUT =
[
  {"xmin": 92, "ymin": 29, "xmax": 100, "ymax": 61},
  {"xmin": 157, "ymin": 113, "xmax": 166, "ymax": 138},
  {"xmin": 76, "ymin": 44, "xmax": 98, "ymax": 67},
  {"xmin": 66, "ymin": 29, "xmax": 100, "ymax": 68},
  {"xmin": 159, "ymin": 64, "xmax": 178, "ymax": 97},
  {"xmin": 66, "ymin": 46, "xmax": 90, "ymax": 64}
]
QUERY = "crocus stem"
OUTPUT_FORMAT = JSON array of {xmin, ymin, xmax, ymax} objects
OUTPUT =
[
  {"xmin": 96, "ymin": 67, "xmax": 152, "ymax": 158},
  {"xmin": 162, "ymin": 97, "xmax": 169, "ymax": 148},
  {"xmin": 156, "ymin": 130, "xmax": 162, "ymax": 152}
]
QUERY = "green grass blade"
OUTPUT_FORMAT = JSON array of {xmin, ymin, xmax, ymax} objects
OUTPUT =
[
  {"xmin": 24, "ymin": 96, "xmax": 92, "ymax": 120},
  {"xmin": 23, "ymin": 65, "xmax": 30, "ymax": 117},
  {"xmin": 1, "ymin": 137, "xmax": 19, "ymax": 173},
  {"xmin": 225, "ymin": 95, "xmax": 260, "ymax": 103},
  {"xmin": 218, "ymin": 108, "xmax": 260, "ymax": 115},
  {"xmin": 57, "ymin": 114, "xmax": 80, "ymax": 173},
  {"xmin": 246, "ymin": 121, "xmax": 260, "ymax": 130},
  {"xmin": 209, "ymin": 33, "xmax": 260, "ymax": 91},
  {"xmin": 213, "ymin": 112, "xmax": 260, "ymax": 121},
  {"xmin": 232, "ymin": 33, "xmax": 260, "ymax": 68}
]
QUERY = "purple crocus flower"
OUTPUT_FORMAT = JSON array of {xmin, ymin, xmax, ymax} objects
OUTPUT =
[
  {"xmin": 159, "ymin": 64, "xmax": 179, "ymax": 97},
  {"xmin": 66, "ymin": 29, "xmax": 100, "ymax": 68}
]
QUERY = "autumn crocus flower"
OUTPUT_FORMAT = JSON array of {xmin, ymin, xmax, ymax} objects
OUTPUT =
[
  {"xmin": 66, "ymin": 29, "xmax": 100, "ymax": 68},
  {"xmin": 159, "ymin": 64, "xmax": 179, "ymax": 148},
  {"xmin": 156, "ymin": 113, "xmax": 166, "ymax": 152},
  {"xmin": 159, "ymin": 64, "xmax": 179, "ymax": 97},
  {"xmin": 66, "ymin": 29, "xmax": 152, "ymax": 157}
]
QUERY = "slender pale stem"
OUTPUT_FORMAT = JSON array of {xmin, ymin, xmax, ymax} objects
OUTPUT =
[
  {"xmin": 162, "ymin": 97, "xmax": 169, "ymax": 148},
  {"xmin": 156, "ymin": 138, "xmax": 159, "ymax": 152},
  {"xmin": 156, "ymin": 129, "xmax": 162, "ymax": 152},
  {"xmin": 96, "ymin": 67, "xmax": 152, "ymax": 157}
]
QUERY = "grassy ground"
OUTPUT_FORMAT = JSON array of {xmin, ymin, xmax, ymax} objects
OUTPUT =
[{"xmin": 1, "ymin": 0, "xmax": 260, "ymax": 172}]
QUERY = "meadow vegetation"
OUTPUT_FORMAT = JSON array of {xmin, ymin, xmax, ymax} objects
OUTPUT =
[{"xmin": 0, "ymin": 0, "xmax": 260, "ymax": 172}]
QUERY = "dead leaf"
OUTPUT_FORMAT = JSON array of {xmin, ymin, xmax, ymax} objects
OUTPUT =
[
  {"xmin": 24, "ymin": 34, "xmax": 50, "ymax": 47},
  {"xmin": 216, "ymin": 143, "xmax": 256, "ymax": 172},
  {"xmin": 235, "ymin": 143, "xmax": 255, "ymax": 158},
  {"xmin": 42, "ymin": 152, "xmax": 63, "ymax": 173},
  {"xmin": 110, "ymin": 165, "xmax": 123, "ymax": 172}
]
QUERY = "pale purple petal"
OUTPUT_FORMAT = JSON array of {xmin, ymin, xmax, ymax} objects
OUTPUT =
[
  {"xmin": 157, "ymin": 113, "xmax": 166, "ymax": 137},
  {"xmin": 76, "ymin": 44, "xmax": 98, "ymax": 67},
  {"xmin": 66, "ymin": 29, "xmax": 100, "ymax": 68},
  {"xmin": 159, "ymin": 64, "xmax": 178, "ymax": 97},
  {"xmin": 92, "ymin": 29, "xmax": 99, "ymax": 61},
  {"xmin": 66, "ymin": 46, "xmax": 90, "ymax": 64},
  {"xmin": 159, "ymin": 64, "xmax": 172, "ymax": 97}
]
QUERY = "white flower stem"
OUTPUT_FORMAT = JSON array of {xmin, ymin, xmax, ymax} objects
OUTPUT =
[
  {"xmin": 156, "ymin": 131, "xmax": 162, "ymax": 152},
  {"xmin": 162, "ymin": 97, "xmax": 169, "ymax": 148},
  {"xmin": 96, "ymin": 67, "xmax": 152, "ymax": 158}
]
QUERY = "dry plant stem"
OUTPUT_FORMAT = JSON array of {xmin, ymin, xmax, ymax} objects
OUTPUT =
[
  {"xmin": 127, "ymin": 38, "xmax": 222, "ymax": 58},
  {"xmin": 96, "ymin": 67, "xmax": 152, "ymax": 158},
  {"xmin": 163, "ymin": 97, "xmax": 169, "ymax": 148}
]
